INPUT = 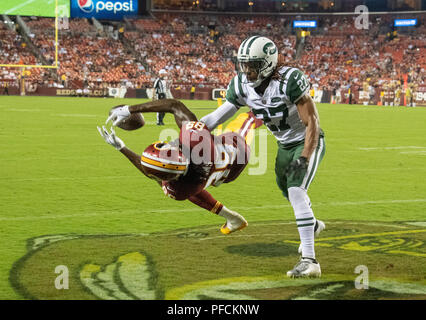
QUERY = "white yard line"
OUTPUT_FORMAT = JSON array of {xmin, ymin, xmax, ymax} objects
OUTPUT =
[
  {"xmin": 400, "ymin": 151, "xmax": 426, "ymax": 155},
  {"xmin": 54, "ymin": 113, "xmax": 100, "ymax": 118},
  {"xmin": 359, "ymin": 146, "xmax": 426, "ymax": 151},
  {"xmin": 0, "ymin": 199, "xmax": 425, "ymax": 222},
  {"xmin": 3, "ymin": 167, "xmax": 425, "ymax": 179},
  {"xmin": 5, "ymin": 0, "xmax": 36, "ymax": 14},
  {"xmin": 0, "ymin": 175, "xmax": 138, "ymax": 182},
  {"xmin": 5, "ymin": 108, "xmax": 41, "ymax": 112}
]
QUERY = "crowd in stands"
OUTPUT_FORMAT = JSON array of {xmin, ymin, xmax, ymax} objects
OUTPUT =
[
  {"xmin": 0, "ymin": 13, "xmax": 424, "ymax": 96},
  {"xmin": 0, "ymin": 20, "xmax": 51, "ymax": 86}
]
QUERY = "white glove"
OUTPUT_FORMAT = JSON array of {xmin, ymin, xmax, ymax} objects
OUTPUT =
[
  {"xmin": 106, "ymin": 105, "xmax": 131, "ymax": 126},
  {"xmin": 97, "ymin": 126, "xmax": 125, "ymax": 150}
]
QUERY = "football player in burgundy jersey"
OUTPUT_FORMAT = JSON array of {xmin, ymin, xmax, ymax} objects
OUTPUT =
[{"xmin": 98, "ymin": 99, "xmax": 262, "ymax": 234}]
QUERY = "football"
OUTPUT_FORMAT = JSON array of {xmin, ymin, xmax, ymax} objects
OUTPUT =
[{"xmin": 110, "ymin": 105, "xmax": 145, "ymax": 131}]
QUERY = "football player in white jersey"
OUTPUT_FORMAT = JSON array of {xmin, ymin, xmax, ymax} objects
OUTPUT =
[{"xmin": 200, "ymin": 36, "xmax": 326, "ymax": 278}]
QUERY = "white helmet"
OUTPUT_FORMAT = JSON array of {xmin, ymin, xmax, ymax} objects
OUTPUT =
[{"xmin": 237, "ymin": 36, "xmax": 278, "ymax": 88}]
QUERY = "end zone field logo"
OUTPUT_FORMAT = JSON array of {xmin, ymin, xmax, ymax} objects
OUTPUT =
[{"xmin": 10, "ymin": 221, "xmax": 426, "ymax": 300}]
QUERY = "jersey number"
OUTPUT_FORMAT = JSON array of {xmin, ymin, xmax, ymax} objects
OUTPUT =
[
  {"xmin": 297, "ymin": 77, "xmax": 309, "ymax": 92},
  {"xmin": 186, "ymin": 121, "xmax": 206, "ymax": 131},
  {"xmin": 252, "ymin": 104, "xmax": 290, "ymax": 132}
]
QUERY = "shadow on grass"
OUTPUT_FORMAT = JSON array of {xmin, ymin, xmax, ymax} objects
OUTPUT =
[{"xmin": 225, "ymin": 242, "xmax": 295, "ymax": 257}]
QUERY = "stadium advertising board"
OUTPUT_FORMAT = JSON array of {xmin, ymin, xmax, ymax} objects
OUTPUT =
[
  {"xmin": 394, "ymin": 19, "xmax": 417, "ymax": 27},
  {"xmin": 70, "ymin": 0, "xmax": 138, "ymax": 20},
  {"xmin": 0, "ymin": 0, "xmax": 70, "ymax": 17},
  {"xmin": 293, "ymin": 20, "xmax": 317, "ymax": 28},
  {"xmin": 415, "ymin": 85, "xmax": 426, "ymax": 106},
  {"xmin": 212, "ymin": 88, "xmax": 227, "ymax": 100}
]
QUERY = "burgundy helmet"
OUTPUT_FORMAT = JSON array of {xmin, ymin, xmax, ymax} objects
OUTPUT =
[{"xmin": 141, "ymin": 141, "xmax": 189, "ymax": 181}]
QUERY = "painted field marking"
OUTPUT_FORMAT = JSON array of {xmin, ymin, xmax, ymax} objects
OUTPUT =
[
  {"xmin": 283, "ymin": 229, "xmax": 426, "ymax": 258},
  {"xmin": 5, "ymin": 108, "xmax": 42, "ymax": 112},
  {"xmin": 400, "ymin": 151, "xmax": 426, "ymax": 155},
  {"xmin": 386, "ymin": 250, "xmax": 426, "ymax": 258},
  {"xmin": 406, "ymin": 222, "xmax": 426, "ymax": 227},
  {"xmin": 0, "ymin": 200, "xmax": 425, "ymax": 222},
  {"xmin": 1, "ymin": 0, "xmax": 59, "ymax": 69},
  {"xmin": 199, "ymin": 229, "xmax": 426, "ymax": 243},
  {"xmin": 359, "ymin": 146, "xmax": 426, "ymax": 151},
  {"xmin": 53, "ymin": 113, "xmax": 99, "ymax": 118},
  {"xmin": 4, "ymin": 0, "xmax": 36, "ymax": 14},
  {"xmin": 284, "ymin": 229, "xmax": 426, "ymax": 243},
  {"xmin": 327, "ymin": 199, "xmax": 426, "ymax": 206}
]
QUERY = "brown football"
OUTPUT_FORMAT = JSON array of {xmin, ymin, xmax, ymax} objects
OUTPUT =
[{"xmin": 110, "ymin": 105, "xmax": 145, "ymax": 131}]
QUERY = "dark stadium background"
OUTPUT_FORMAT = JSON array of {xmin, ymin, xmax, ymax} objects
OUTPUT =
[{"xmin": 0, "ymin": 0, "xmax": 424, "ymax": 106}]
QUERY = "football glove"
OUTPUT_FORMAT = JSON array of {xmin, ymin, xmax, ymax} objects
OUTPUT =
[
  {"xmin": 97, "ymin": 126, "xmax": 125, "ymax": 151},
  {"xmin": 286, "ymin": 156, "xmax": 308, "ymax": 180},
  {"xmin": 106, "ymin": 105, "xmax": 131, "ymax": 126}
]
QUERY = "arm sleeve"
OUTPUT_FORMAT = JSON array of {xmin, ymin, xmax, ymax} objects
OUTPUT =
[{"xmin": 200, "ymin": 101, "xmax": 239, "ymax": 131}]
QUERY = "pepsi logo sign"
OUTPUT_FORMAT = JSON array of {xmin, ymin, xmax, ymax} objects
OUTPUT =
[
  {"xmin": 77, "ymin": 0, "xmax": 135, "ymax": 14},
  {"xmin": 78, "ymin": 0, "xmax": 94, "ymax": 13},
  {"xmin": 72, "ymin": 0, "xmax": 138, "ymax": 20}
]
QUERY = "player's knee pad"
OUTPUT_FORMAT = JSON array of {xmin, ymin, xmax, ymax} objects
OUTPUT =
[{"xmin": 288, "ymin": 187, "xmax": 311, "ymax": 213}]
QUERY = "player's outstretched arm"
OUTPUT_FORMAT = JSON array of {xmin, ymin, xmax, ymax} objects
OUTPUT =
[
  {"xmin": 107, "ymin": 99, "xmax": 197, "ymax": 128},
  {"xmin": 119, "ymin": 147, "xmax": 154, "ymax": 181},
  {"xmin": 200, "ymin": 101, "xmax": 239, "ymax": 131},
  {"xmin": 97, "ymin": 126, "xmax": 154, "ymax": 181}
]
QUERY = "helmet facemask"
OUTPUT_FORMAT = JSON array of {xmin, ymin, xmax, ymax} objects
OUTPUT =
[{"xmin": 238, "ymin": 59, "xmax": 271, "ymax": 88}]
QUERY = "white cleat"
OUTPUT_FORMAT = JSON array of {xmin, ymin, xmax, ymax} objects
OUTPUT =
[
  {"xmin": 220, "ymin": 213, "xmax": 248, "ymax": 235},
  {"xmin": 298, "ymin": 219, "xmax": 325, "ymax": 254},
  {"xmin": 287, "ymin": 258, "xmax": 321, "ymax": 278}
]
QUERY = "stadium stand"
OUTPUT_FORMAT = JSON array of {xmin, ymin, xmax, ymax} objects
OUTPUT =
[{"xmin": 0, "ymin": 12, "xmax": 424, "ymax": 103}]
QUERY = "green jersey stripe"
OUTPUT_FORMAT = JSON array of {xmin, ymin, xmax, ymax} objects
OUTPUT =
[
  {"xmin": 305, "ymin": 138, "xmax": 325, "ymax": 189},
  {"xmin": 303, "ymin": 137, "xmax": 324, "ymax": 189},
  {"xmin": 279, "ymin": 68, "xmax": 291, "ymax": 93},
  {"xmin": 226, "ymin": 77, "xmax": 244, "ymax": 107},
  {"xmin": 285, "ymin": 68, "xmax": 298, "ymax": 81},
  {"xmin": 279, "ymin": 67, "xmax": 297, "ymax": 94},
  {"xmin": 302, "ymin": 143, "xmax": 319, "ymax": 189},
  {"xmin": 281, "ymin": 67, "xmax": 292, "ymax": 79},
  {"xmin": 279, "ymin": 80, "xmax": 285, "ymax": 95},
  {"xmin": 237, "ymin": 76, "xmax": 246, "ymax": 98},
  {"xmin": 233, "ymin": 77, "xmax": 243, "ymax": 101}
]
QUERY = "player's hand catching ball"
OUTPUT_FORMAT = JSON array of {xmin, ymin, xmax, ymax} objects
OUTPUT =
[
  {"xmin": 106, "ymin": 105, "xmax": 131, "ymax": 126},
  {"xmin": 97, "ymin": 126, "xmax": 125, "ymax": 150},
  {"xmin": 286, "ymin": 156, "xmax": 308, "ymax": 180}
]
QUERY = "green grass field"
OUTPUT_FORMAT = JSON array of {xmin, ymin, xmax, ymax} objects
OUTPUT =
[
  {"xmin": 0, "ymin": 96, "xmax": 425, "ymax": 300},
  {"xmin": 0, "ymin": 0, "xmax": 69, "ymax": 17}
]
